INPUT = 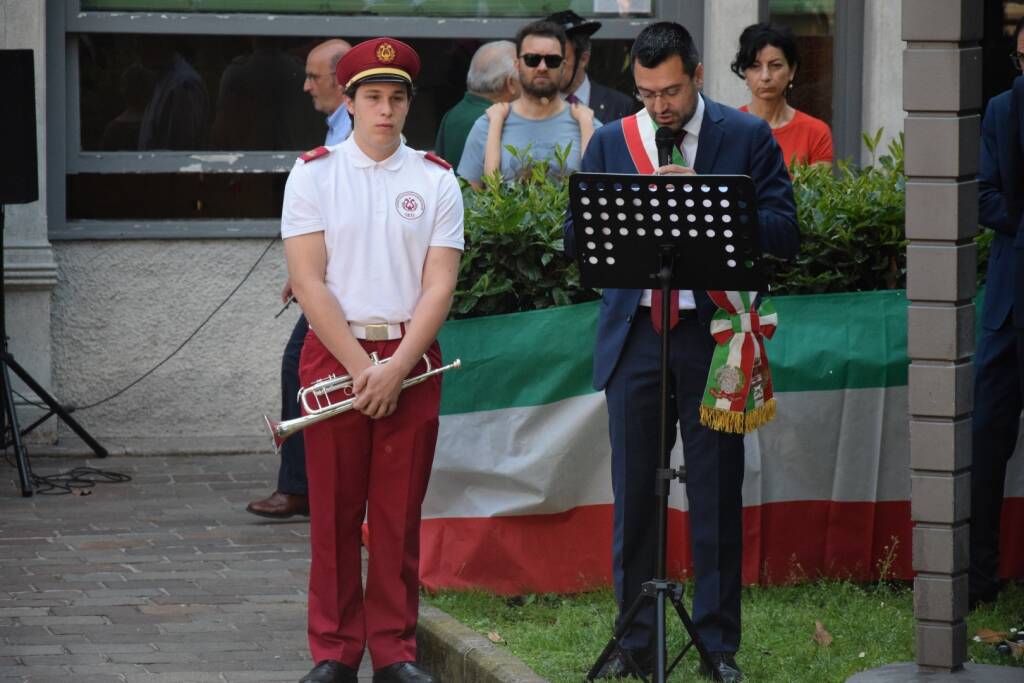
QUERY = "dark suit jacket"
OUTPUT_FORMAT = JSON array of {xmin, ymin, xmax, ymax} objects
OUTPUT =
[
  {"xmin": 564, "ymin": 97, "xmax": 800, "ymax": 390},
  {"xmin": 987, "ymin": 76, "xmax": 1024, "ymax": 327},
  {"xmin": 589, "ymin": 81, "xmax": 638, "ymax": 126}
]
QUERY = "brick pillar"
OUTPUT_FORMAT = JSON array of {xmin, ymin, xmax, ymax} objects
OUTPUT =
[{"xmin": 903, "ymin": 0, "xmax": 981, "ymax": 671}]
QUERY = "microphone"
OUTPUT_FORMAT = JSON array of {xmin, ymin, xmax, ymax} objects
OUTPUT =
[{"xmin": 655, "ymin": 126, "xmax": 675, "ymax": 168}]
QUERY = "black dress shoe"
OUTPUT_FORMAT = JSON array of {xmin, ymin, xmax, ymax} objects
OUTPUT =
[
  {"xmin": 299, "ymin": 659, "xmax": 358, "ymax": 683},
  {"xmin": 593, "ymin": 647, "xmax": 653, "ymax": 679},
  {"xmin": 372, "ymin": 661, "xmax": 436, "ymax": 683},
  {"xmin": 698, "ymin": 652, "xmax": 743, "ymax": 682}
]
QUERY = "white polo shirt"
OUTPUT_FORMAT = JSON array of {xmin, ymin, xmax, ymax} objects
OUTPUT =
[{"xmin": 281, "ymin": 137, "xmax": 465, "ymax": 324}]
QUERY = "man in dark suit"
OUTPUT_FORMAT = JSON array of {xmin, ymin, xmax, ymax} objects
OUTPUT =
[
  {"xmin": 564, "ymin": 22, "xmax": 798, "ymax": 682},
  {"xmin": 547, "ymin": 10, "xmax": 637, "ymax": 125},
  {"xmin": 971, "ymin": 17, "xmax": 1024, "ymax": 610}
]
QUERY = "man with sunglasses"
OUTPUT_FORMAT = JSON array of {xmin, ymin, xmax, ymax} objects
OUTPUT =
[
  {"xmin": 969, "ymin": 15, "xmax": 1024, "ymax": 612},
  {"xmin": 457, "ymin": 20, "xmax": 597, "ymax": 188},
  {"xmin": 564, "ymin": 22, "xmax": 797, "ymax": 682}
]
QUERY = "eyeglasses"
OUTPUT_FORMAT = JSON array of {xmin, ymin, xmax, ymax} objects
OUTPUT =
[
  {"xmin": 521, "ymin": 53, "xmax": 563, "ymax": 69},
  {"xmin": 305, "ymin": 72, "xmax": 332, "ymax": 82},
  {"xmin": 1010, "ymin": 51, "xmax": 1024, "ymax": 71},
  {"xmin": 635, "ymin": 85, "xmax": 685, "ymax": 104}
]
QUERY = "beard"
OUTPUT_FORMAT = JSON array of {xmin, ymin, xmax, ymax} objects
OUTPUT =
[{"xmin": 521, "ymin": 73, "xmax": 559, "ymax": 100}]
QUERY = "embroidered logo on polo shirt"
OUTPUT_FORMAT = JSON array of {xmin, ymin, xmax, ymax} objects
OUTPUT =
[{"xmin": 396, "ymin": 191, "xmax": 425, "ymax": 220}]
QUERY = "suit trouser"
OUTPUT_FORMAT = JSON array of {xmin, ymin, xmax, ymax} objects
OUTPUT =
[
  {"xmin": 969, "ymin": 317, "xmax": 1022, "ymax": 599},
  {"xmin": 278, "ymin": 314, "xmax": 309, "ymax": 495},
  {"xmin": 300, "ymin": 331, "xmax": 441, "ymax": 670},
  {"xmin": 605, "ymin": 312, "xmax": 744, "ymax": 654}
]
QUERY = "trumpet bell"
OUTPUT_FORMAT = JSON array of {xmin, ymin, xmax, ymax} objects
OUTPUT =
[{"xmin": 263, "ymin": 414, "xmax": 287, "ymax": 452}]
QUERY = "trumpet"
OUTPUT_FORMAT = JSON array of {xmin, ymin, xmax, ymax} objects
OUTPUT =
[{"xmin": 263, "ymin": 351, "xmax": 461, "ymax": 453}]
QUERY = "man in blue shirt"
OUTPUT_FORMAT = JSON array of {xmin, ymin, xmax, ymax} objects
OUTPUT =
[{"xmin": 303, "ymin": 39, "xmax": 353, "ymax": 145}]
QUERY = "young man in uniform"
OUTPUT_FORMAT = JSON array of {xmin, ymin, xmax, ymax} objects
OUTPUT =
[{"xmin": 281, "ymin": 37, "xmax": 464, "ymax": 683}]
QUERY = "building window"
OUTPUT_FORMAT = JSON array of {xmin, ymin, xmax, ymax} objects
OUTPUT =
[
  {"xmin": 79, "ymin": 0, "xmax": 656, "ymax": 18},
  {"xmin": 767, "ymin": 0, "xmax": 835, "ymax": 129},
  {"xmin": 49, "ymin": 0, "xmax": 696, "ymax": 238}
]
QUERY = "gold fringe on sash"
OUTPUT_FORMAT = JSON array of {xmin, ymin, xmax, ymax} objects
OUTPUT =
[{"xmin": 699, "ymin": 399, "xmax": 777, "ymax": 435}]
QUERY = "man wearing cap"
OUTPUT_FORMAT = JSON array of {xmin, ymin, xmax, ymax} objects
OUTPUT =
[
  {"xmin": 282, "ymin": 37, "xmax": 463, "ymax": 683},
  {"xmin": 547, "ymin": 9, "xmax": 637, "ymax": 125}
]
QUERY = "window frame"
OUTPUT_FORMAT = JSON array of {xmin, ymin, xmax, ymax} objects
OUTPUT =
[
  {"xmin": 48, "ymin": 0, "xmax": 701, "ymax": 240},
  {"xmin": 757, "ymin": 0, "xmax": 864, "ymax": 163}
]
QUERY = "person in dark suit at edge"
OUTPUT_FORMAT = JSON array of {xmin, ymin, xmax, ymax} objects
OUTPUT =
[
  {"xmin": 564, "ymin": 21, "xmax": 799, "ymax": 681},
  {"xmin": 546, "ymin": 9, "xmax": 637, "ymax": 125},
  {"xmin": 970, "ymin": 16, "xmax": 1024, "ymax": 611}
]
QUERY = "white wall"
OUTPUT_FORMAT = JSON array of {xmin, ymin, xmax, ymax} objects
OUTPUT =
[
  {"xmin": 703, "ymin": 0, "xmax": 760, "ymax": 108},
  {"xmin": 51, "ymin": 240, "xmax": 292, "ymax": 442}
]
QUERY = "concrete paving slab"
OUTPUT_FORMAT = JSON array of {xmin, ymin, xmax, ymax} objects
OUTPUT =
[
  {"xmin": 2, "ymin": 452, "xmax": 547, "ymax": 683},
  {"xmin": 847, "ymin": 662, "xmax": 1024, "ymax": 682},
  {"xmin": 0, "ymin": 454, "xmax": 364, "ymax": 682}
]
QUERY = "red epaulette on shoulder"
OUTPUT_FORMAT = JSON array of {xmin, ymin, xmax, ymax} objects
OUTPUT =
[
  {"xmin": 424, "ymin": 152, "xmax": 452, "ymax": 170},
  {"xmin": 299, "ymin": 146, "xmax": 330, "ymax": 163}
]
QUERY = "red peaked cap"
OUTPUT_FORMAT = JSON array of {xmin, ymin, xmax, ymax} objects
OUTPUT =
[{"xmin": 335, "ymin": 37, "xmax": 421, "ymax": 90}]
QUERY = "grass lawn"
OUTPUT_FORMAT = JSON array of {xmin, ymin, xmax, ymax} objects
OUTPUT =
[{"xmin": 424, "ymin": 581, "xmax": 1024, "ymax": 682}]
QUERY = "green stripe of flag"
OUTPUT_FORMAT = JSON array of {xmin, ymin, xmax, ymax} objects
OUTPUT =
[{"xmin": 438, "ymin": 288, "xmax": 953, "ymax": 416}]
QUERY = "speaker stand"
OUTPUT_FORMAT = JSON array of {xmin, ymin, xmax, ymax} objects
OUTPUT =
[{"xmin": 1, "ymin": 204, "xmax": 108, "ymax": 497}]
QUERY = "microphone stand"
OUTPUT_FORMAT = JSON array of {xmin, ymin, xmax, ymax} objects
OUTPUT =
[{"xmin": 585, "ymin": 128, "xmax": 716, "ymax": 681}]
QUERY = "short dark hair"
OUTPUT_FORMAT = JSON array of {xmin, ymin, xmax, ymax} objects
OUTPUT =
[
  {"xmin": 515, "ymin": 20, "xmax": 567, "ymax": 56},
  {"xmin": 1016, "ymin": 16, "xmax": 1024, "ymax": 44},
  {"xmin": 344, "ymin": 80, "xmax": 415, "ymax": 101},
  {"xmin": 568, "ymin": 31, "xmax": 591, "ymax": 56},
  {"xmin": 730, "ymin": 22, "xmax": 799, "ymax": 79},
  {"xmin": 630, "ymin": 22, "xmax": 700, "ymax": 78}
]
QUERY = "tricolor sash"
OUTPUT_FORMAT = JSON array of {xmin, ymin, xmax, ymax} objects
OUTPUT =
[{"xmin": 620, "ymin": 111, "xmax": 778, "ymax": 434}]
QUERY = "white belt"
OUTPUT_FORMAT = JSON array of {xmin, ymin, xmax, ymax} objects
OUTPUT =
[{"xmin": 349, "ymin": 321, "xmax": 406, "ymax": 341}]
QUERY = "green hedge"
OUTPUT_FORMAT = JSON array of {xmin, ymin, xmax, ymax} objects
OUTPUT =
[{"xmin": 452, "ymin": 131, "xmax": 991, "ymax": 318}]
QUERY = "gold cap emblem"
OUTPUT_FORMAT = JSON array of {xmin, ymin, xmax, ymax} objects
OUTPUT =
[{"xmin": 376, "ymin": 42, "xmax": 396, "ymax": 64}]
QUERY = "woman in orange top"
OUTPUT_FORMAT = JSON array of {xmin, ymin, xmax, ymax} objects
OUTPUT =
[{"xmin": 732, "ymin": 22, "xmax": 833, "ymax": 169}]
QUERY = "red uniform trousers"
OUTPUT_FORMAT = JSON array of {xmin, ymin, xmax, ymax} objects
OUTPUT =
[{"xmin": 299, "ymin": 330, "xmax": 441, "ymax": 670}]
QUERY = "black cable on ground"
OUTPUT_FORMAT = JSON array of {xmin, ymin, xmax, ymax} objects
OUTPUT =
[{"xmin": 30, "ymin": 466, "xmax": 132, "ymax": 495}]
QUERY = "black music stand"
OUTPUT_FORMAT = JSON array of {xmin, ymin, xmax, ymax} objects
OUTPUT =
[{"xmin": 569, "ymin": 172, "xmax": 766, "ymax": 683}]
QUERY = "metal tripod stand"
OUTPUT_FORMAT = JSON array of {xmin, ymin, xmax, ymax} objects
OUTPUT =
[{"xmin": 1, "ymin": 205, "xmax": 108, "ymax": 497}]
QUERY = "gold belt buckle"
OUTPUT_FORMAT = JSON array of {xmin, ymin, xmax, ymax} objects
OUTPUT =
[{"xmin": 365, "ymin": 323, "xmax": 389, "ymax": 341}]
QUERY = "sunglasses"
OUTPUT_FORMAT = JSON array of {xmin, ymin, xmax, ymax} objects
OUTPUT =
[{"xmin": 521, "ymin": 53, "xmax": 564, "ymax": 69}]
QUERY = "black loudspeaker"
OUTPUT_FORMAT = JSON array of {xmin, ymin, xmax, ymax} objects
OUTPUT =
[{"xmin": 0, "ymin": 49, "xmax": 39, "ymax": 205}]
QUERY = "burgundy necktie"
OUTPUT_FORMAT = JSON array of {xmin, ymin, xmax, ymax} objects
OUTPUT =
[
  {"xmin": 651, "ymin": 289, "xmax": 679, "ymax": 333},
  {"xmin": 651, "ymin": 129, "xmax": 684, "ymax": 331},
  {"xmin": 652, "ymin": 129, "xmax": 685, "ymax": 332}
]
